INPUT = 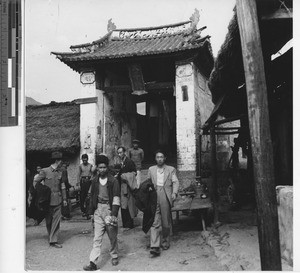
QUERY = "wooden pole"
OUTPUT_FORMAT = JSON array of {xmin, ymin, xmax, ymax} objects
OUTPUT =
[
  {"xmin": 210, "ymin": 127, "xmax": 218, "ymax": 225},
  {"xmin": 236, "ymin": 0, "xmax": 282, "ymax": 270}
]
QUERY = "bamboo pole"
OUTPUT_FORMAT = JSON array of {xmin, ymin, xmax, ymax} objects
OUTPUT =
[{"xmin": 236, "ymin": 0, "xmax": 282, "ymax": 270}]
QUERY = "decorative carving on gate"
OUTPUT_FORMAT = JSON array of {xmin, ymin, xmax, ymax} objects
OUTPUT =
[{"xmin": 83, "ymin": 133, "xmax": 92, "ymax": 153}]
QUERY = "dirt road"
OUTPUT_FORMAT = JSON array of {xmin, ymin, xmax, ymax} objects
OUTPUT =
[{"xmin": 26, "ymin": 208, "xmax": 225, "ymax": 271}]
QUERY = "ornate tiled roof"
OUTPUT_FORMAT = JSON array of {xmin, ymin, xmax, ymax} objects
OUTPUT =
[{"xmin": 51, "ymin": 11, "xmax": 213, "ymax": 71}]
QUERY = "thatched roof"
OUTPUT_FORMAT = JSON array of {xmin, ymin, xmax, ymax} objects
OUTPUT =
[
  {"xmin": 26, "ymin": 101, "xmax": 80, "ymax": 154},
  {"xmin": 207, "ymin": 1, "xmax": 292, "ymax": 119}
]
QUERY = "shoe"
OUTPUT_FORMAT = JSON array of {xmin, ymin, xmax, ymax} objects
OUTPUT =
[
  {"xmin": 111, "ymin": 258, "xmax": 119, "ymax": 266},
  {"xmin": 82, "ymin": 213, "xmax": 87, "ymax": 217},
  {"xmin": 83, "ymin": 261, "xmax": 97, "ymax": 271},
  {"xmin": 123, "ymin": 227, "xmax": 131, "ymax": 231},
  {"xmin": 150, "ymin": 247, "xmax": 160, "ymax": 258},
  {"xmin": 50, "ymin": 243, "xmax": 62, "ymax": 248},
  {"xmin": 162, "ymin": 245, "xmax": 170, "ymax": 250},
  {"xmin": 86, "ymin": 215, "xmax": 91, "ymax": 220}
]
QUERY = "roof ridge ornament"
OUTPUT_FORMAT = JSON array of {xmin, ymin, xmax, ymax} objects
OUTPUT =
[
  {"xmin": 107, "ymin": 18, "xmax": 117, "ymax": 32},
  {"xmin": 190, "ymin": 8, "xmax": 200, "ymax": 31}
]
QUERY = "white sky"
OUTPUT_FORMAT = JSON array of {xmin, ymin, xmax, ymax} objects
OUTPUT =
[{"xmin": 25, "ymin": 0, "xmax": 235, "ymax": 104}]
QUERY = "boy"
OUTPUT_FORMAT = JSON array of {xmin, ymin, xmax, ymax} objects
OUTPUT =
[{"xmin": 83, "ymin": 155, "xmax": 121, "ymax": 271}]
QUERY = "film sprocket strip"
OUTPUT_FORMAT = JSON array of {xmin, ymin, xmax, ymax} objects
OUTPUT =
[{"xmin": 0, "ymin": 0, "xmax": 21, "ymax": 126}]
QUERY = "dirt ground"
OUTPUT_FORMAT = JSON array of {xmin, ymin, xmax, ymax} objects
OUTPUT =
[{"xmin": 26, "ymin": 208, "xmax": 226, "ymax": 271}]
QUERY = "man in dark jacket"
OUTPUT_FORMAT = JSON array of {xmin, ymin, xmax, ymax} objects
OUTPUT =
[
  {"xmin": 83, "ymin": 155, "xmax": 121, "ymax": 271},
  {"xmin": 115, "ymin": 146, "xmax": 137, "ymax": 230}
]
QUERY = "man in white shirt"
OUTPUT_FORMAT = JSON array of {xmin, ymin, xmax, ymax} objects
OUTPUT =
[{"xmin": 147, "ymin": 150, "xmax": 179, "ymax": 257}]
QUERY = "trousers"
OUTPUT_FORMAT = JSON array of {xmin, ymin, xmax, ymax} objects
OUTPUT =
[
  {"xmin": 80, "ymin": 177, "xmax": 91, "ymax": 213},
  {"xmin": 89, "ymin": 203, "xmax": 118, "ymax": 264},
  {"xmin": 150, "ymin": 186, "xmax": 172, "ymax": 248},
  {"xmin": 121, "ymin": 208, "xmax": 134, "ymax": 228},
  {"xmin": 45, "ymin": 204, "xmax": 61, "ymax": 243},
  {"xmin": 136, "ymin": 170, "xmax": 141, "ymax": 188}
]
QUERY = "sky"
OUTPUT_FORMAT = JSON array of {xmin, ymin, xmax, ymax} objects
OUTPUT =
[{"xmin": 25, "ymin": 0, "xmax": 235, "ymax": 104}]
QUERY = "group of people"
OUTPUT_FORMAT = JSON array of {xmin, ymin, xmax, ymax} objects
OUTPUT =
[{"xmin": 27, "ymin": 139, "xmax": 180, "ymax": 271}]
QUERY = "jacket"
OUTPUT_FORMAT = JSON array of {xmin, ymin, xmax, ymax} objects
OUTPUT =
[
  {"xmin": 115, "ymin": 157, "xmax": 137, "ymax": 175},
  {"xmin": 34, "ymin": 166, "xmax": 67, "ymax": 206},
  {"xmin": 120, "ymin": 172, "xmax": 138, "ymax": 218},
  {"xmin": 133, "ymin": 179, "xmax": 157, "ymax": 233},
  {"xmin": 27, "ymin": 183, "xmax": 51, "ymax": 224},
  {"xmin": 147, "ymin": 165, "xmax": 179, "ymax": 207},
  {"xmin": 88, "ymin": 173, "xmax": 120, "ymax": 217}
]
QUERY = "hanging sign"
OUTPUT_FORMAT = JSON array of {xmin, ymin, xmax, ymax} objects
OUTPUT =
[{"xmin": 80, "ymin": 71, "xmax": 95, "ymax": 84}]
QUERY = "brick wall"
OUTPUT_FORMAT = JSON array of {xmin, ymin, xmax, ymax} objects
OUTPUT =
[{"xmin": 194, "ymin": 66, "xmax": 214, "ymax": 175}]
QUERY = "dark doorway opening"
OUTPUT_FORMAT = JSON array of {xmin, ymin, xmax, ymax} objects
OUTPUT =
[{"xmin": 135, "ymin": 90, "xmax": 177, "ymax": 166}]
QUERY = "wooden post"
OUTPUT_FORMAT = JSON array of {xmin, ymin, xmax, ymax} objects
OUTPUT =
[
  {"xmin": 210, "ymin": 126, "xmax": 218, "ymax": 225},
  {"xmin": 236, "ymin": 0, "xmax": 282, "ymax": 270},
  {"xmin": 198, "ymin": 134, "xmax": 202, "ymax": 177}
]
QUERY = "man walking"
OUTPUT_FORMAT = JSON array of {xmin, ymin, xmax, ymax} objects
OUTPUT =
[
  {"xmin": 33, "ymin": 151, "xmax": 67, "ymax": 248},
  {"xmin": 147, "ymin": 150, "xmax": 179, "ymax": 257},
  {"xmin": 61, "ymin": 162, "xmax": 72, "ymax": 220},
  {"xmin": 77, "ymin": 154, "xmax": 93, "ymax": 218},
  {"xmin": 129, "ymin": 139, "xmax": 144, "ymax": 188},
  {"xmin": 83, "ymin": 155, "xmax": 120, "ymax": 271},
  {"xmin": 115, "ymin": 146, "xmax": 137, "ymax": 230}
]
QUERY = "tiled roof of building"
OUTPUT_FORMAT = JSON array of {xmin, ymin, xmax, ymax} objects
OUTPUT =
[{"xmin": 51, "ymin": 18, "xmax": 213, "ymax": 70}]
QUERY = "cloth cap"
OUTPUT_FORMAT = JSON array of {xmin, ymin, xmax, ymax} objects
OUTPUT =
[{"xmin": 51, "ymin": 151, "xmax": 63, "ymax": 160}]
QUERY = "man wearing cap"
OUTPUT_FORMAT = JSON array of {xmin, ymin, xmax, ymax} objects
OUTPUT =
[
  {"xmin": 77, "ymin": 154, "xmax": 93, "ymax": 218},
  {"xmin": 33, "ymin": 151, "xmax": 67, "ymax": 248},
  {"xmin": 83, "ymin": 155, "xmax": 121, "ymax": 271},
  {"xmin": 128, "ymin": 139, "xmax": 144, "ymax": 188}
]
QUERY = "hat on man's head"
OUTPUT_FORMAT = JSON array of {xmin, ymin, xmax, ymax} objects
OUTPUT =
[
  {"xmin": 51, "ymin": 151, "xmax": 63, "ymax": 160},
  {"xmin": 132, "ymin": 139, "xmax": 140, "ymax": 144},
  {"xmin": 96, "ymin": 154, "xmax": 109, "ymax": 166}
]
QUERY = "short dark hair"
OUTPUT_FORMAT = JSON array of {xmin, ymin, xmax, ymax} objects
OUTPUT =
[
  {"xmin": 117, "ymin": 146, "xmax": 126, "ymax": 152},
  {"xmin": 96, "ymin": 154, "xmax": 109, "ymax": 166},
  {"xmin": 155, "ymin": 149, "xmax": 167, "ymax": 157},
  {"xmin": 81, "ymin": 154, "xmax": 88, "ymax": 160}
]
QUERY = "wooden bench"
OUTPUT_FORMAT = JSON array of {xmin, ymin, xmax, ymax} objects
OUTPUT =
[{"xmin": 171, "ymin": 194, "xmax": 212, "ymax": 231}]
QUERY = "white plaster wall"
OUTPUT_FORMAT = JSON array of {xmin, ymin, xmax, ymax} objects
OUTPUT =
[
  {"xmin": 175, "ymin": 62, "xmax": 197, "ymax": 171},
  {"xmin": 79, "ymin": 79, "xmax": 103, "ymax": 166}
]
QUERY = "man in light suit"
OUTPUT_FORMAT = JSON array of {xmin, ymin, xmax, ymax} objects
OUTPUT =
[{"xmin": 147, "ymin": 149, "xmax": 179, "ymax": 257}]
